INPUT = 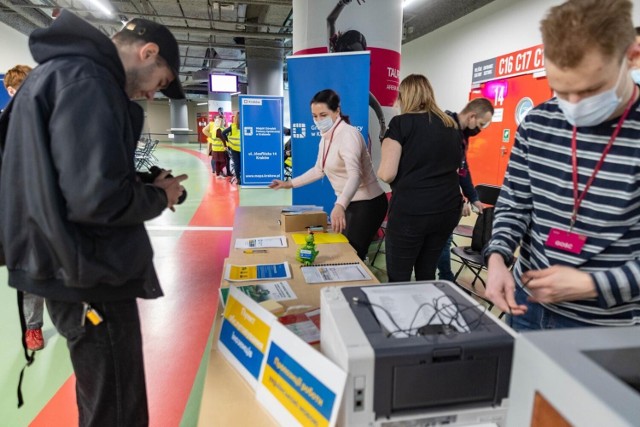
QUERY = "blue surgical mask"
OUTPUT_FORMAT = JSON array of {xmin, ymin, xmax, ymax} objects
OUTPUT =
[
  {"xmin": 557, "ymin": 61, "xmax": 627, "ymax": 127},
  {"xmin": 632, "ymin": 69, "xmax": 640, "ymax": 85},
  {"xmin": 314, "ymin": 116, "xmax": 334, "ymax": 133}
]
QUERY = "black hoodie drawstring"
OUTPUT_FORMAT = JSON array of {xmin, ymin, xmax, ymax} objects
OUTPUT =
[{"xmin": 16, "ymin": 290, "xmax": 36, "ymax": 408}]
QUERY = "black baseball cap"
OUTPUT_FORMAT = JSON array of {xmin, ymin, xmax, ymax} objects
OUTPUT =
[{"xmin": 121, "ymin": 18, "xmax": 185, "ymax": 99}]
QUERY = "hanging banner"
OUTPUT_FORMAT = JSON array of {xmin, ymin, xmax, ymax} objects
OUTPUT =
[
  {"xmin": 287, "ymin": 52, "xmax": 370, "ymax": 214},
  {"xmin": 0, "ymin": 74, "xmax": 10, "ymax": 110},
  {"xmin": 239, "ymin": 95, "xmax": 284, "ymax": 186},
  {"xmin": 471, "ymin": 44, "xmax": 545, "ymax": 85}
]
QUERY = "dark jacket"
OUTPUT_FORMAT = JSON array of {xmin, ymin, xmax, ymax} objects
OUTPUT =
[
  {"xmin": 446, "ymin": 111, "xmax": 479, "ymax": 204},
  {"xmin": 0, "ymin": 11, "xmax": 167, "ymax": 302}
]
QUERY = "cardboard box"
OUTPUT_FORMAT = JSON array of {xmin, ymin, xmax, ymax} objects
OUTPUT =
[{"xmin": 280, "ymin": 211, "xmax": 327, "ymax": 232}]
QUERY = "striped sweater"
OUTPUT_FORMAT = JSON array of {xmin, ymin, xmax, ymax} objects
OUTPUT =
[{"xmin": 484, "ymin": 92, "xmax": 640, "ymax": 326}]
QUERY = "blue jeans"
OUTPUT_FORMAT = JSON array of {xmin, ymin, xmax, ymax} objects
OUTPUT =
[
  {"xmin": 46, "ymin": 299, "xmax": 149, "ymax": 427},
  {"xmin": 508, "ymin": 286, "xmax": 595, "ymax": 331},
  {"xmin": 436, "ymin": 234, "xmax": 455, "ymax": 282},
  {"xmin": 23, "ymin": 292, "xmax": 44, "ymax": 329}
]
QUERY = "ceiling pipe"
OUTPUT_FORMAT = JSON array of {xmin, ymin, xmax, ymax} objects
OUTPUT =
[
  {"xmin": 174, "ymin": 38, "xmax": 291, "ymax": 50},
  {"xmin": 0, "ymin": 0, "xmax": 51, "ymax": 29},
  {"xmin": 112, "ymin": 0, "xmax": 292, "ymax": 6},
  {"xmin": 0, "ymin": 10, "xmax": 39, "ymax": 35},
  {"xmin": 10, "ymin": 5, "xmax": 292, "ymax": 32},
  {"xmin": 87, "ymin": 17, "xmax": 290, "ymax": 39},
  {"xmin": 182, "ymin": 53, "xmax": 245, "ymax": 61}
]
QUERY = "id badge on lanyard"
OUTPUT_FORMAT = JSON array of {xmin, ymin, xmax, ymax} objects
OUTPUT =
[
  {"xmin": 545, "ymin": 86, "xmax": 637, "ymax": 255},
  {"xmin": 545, "ymin": 228, "xmax": 586, "ymax": 254}
]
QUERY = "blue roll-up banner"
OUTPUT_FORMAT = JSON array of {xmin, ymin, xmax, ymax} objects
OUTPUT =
[
  {"xmin": 239, "ymin": 95, "xmax": 284, "ymax": 186},
  {"xmin": 287, "ymin": 52, "xmax": 370, "ymax": 214},
  {"xmin": 0, "ymin": 75, "xmax": 10, "ymax": 110}
]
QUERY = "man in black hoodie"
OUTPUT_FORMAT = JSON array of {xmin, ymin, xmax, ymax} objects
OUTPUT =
[{"xmin": 0, "ymin": 11, "xmax": 187, "ymax": 426}]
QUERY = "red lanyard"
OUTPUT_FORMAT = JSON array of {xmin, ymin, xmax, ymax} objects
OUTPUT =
[
  {"xmin": 570, "ymin": 85, "xmax": 637, "ymax": 230},
  {"xmin": 321, "ymin": 118, "xmax": 342, "ymax": 171}
]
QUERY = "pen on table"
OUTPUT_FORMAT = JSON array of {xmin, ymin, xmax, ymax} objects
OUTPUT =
[{"xmin": 243, "ymin": 249, "xmax": 268, "ymax": 254}]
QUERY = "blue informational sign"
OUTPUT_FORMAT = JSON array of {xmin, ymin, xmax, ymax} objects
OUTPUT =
[
  {"xmin": 0, "ymin": 75, "xmax": 10, "ymax": 111},
  {"xmin": 239, "ymin": 95, "xmax": 284, "ymax": 186},
  {"xmin": 219, "ymin": 318, "xmax": 264, "ymax": 379},
  {"xmin": 286, "ymin": 52, "xmax": 370, "ymax": 214}
]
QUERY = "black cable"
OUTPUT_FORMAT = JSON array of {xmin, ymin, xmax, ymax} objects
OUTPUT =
[
  {"xmin": 351, "ymin": 297, "xmax": 404, "ymax": 337},
  {"xmin": 416, "ymin": 295, "xmax": 489, "ymax": 335},
  {"xmin": 354, "ymin": 294, "xmax": 488, "ymax": 338}
]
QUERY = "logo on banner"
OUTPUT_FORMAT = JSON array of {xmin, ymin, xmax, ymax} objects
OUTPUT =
[
  {"xmin": 243, "ymin": 98, "xmax": 262, "ymax": 105},
  {"xmin": 292, "ymin": 123, "xmax": 306, "ymax": 139},
  {"xmin": 244, "ymin": 127, "xmax": 254, "ymax": 136},
  {"xmin": 515, "ymin": 97, "xmax": 534, "ymax": 125}
]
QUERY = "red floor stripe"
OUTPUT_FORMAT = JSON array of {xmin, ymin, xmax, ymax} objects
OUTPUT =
[
  {"xmin": 28, "ymin": 377, "xmax": 76, "ymax": 426},
  {"xmin": 30, "ymin": 146, "xmax": 236, "ymax": 426}
]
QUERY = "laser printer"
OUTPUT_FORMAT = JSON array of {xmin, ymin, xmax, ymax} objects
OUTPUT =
[{"xmin": 320, "ymin": 281, "xmax": 515, "ymax": 426}]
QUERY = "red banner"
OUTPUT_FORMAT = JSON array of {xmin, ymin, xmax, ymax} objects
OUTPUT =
[{"xmin": 495, "ymin": 45, "xmax": 545, "ymax": 79}]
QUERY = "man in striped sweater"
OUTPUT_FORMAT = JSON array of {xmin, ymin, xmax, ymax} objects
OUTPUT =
[{"xmin": 484, "ymin": 0, "xmax": 640, "ymax": 330}]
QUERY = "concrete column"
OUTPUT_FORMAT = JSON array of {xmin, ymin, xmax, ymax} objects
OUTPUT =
[
  {"xmin": 208, "ymin": 92, "xmax": 232, "ymax": 114},
  {"xmin": 292, "ymin": 0, "xmax": 402, "ymax": 173},
  {"xmin": 169, "ymin": 98, "xmax": 190, "ymax": 143},
  {"xmin": 245, "ymin": 39, "xmax": 284, "ymax": 96}
]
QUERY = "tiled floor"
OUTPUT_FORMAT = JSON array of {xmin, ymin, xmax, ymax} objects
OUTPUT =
[{"xmin": 0, "ymin": 143, "xmax": 500, "ymax": 426}]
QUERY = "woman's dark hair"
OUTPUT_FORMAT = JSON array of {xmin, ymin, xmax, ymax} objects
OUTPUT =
[{"xmin": 310, "ymin": 89, "xmax": 350, "ymax": 124}]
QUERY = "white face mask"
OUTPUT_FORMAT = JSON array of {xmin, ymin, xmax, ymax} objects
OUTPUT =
[
  {"xmin": 632, "ymin": 69, "xmax": 640, "ymax": 85},
  {"xmin": 314, "ymin": 116, "xmax": 334, "ymax": 133},
  {"xmin": 556, "ymin": 61, "xmax": 627, "ymax": 127}
]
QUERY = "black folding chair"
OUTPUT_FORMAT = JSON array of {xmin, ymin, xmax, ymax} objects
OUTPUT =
[
  {"xmin": 451, "ymin": 184, "xmax": 503, "ymax": 313},
  {"xmin": 370, "ymin": 220, "xmax": 387, "ymax": 266}
]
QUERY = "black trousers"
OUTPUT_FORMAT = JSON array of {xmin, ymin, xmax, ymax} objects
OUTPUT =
[
  {"xmin": 385, "ymin": 206, "xmax": 461, "ymax": 282},
  {"xmin": 344, "ymin": 193, "xmax": 388, "ymax": 260},
  {"xmin": 229, "ymin": 149, "xmax": 241, "ymax": 183},
  {"xmin": 46, "ymin": 299, "xmax": 149, "ymax": 427}
]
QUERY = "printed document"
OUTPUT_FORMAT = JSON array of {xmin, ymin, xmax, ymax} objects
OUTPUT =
[{"xmin": 361, "ymin": 283, "xmax": 470, "ymax": 337}]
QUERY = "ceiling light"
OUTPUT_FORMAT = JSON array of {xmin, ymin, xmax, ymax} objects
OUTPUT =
[
  {"xmin": 87, "ymin": 0, "xmax": 112, "ymax": 16},
  {"xmin": 403, "ymin": 0, "xmax": 416, "ymax": 8}
]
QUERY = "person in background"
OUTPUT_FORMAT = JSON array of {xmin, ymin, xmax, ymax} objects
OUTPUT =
[
  {"xmin": 3, "ymin": 65, "xmax": 31, "ymax": 97},
  {"xmin": 202, "ymin": 115, "xmax": 227, "ymax": 179},
  {"xmin": 378, "ymin": 74, "xmax": 462, "ymax": 282},
  {"xmin": 221, "ymin": 112, "xmax": 242, "ymax": 185},
  {"xmin": 283, "ymin": 137, "xmax": 293, "ymax": 180},
  {"xmin": 632, "ymin": 27, "xmax": 640, "ymax": 84},
  {"xmin": 215, "ymin": 107, "xmax": 232, "ymax": 176},
  {"xmin": 3, "ymin": 64, "xmax": 46, "ymax": 352},
  {"xmin": 270, "ymin": 89, "xmax": 388, "ymax": 260},
  {"xmin": 484, "ymin": 0, "xmax": 640, "ymax": 330},
  {"xmin": 0, "ymin": 11, "xmax": 187, "ymax": 425},
  {"xmin": 437, "ymin": 98, "xmax": 494, "ymax": 282}
]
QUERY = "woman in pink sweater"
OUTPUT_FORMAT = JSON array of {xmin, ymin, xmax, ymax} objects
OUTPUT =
[{"xmin": 270, "ymin": 89, "xmax": 388, "ymax": 260}]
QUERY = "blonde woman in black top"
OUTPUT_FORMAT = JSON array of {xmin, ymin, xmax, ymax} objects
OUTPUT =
[{"xmin": 378, "ymin": 74, "xmax": 462, "ymax": 282}]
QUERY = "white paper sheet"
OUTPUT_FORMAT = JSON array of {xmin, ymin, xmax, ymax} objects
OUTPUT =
[
  {"xmin": 361, "ymin": 283, "xmax": 470, "ymax": 337},
  {"xmin": 234, "ymin": 236, "xmax": 288, "ymax": 249},
  {"xmin": 301, "ymin": 263, "xmax": 371, "ymax": 284}
]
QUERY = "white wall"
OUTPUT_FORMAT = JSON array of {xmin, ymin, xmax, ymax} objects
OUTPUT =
[
  {"xmin": 401, "ymin": 0, "xmax": 640, "ymax": 112},
  {"xmin": 0, "ymin": 22, "xmax": 35, "ymax": 72}
]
